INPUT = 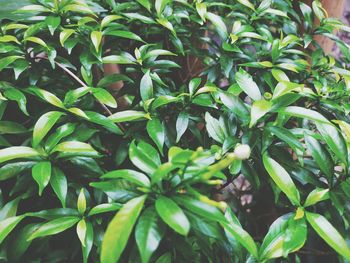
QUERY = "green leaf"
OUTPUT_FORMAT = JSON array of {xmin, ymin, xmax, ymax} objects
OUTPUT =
[
  {"xmin": 102, "ymin": 169, "xmax": 150, "ymax": 188},
  {"xmin": 16, "ymin": 4, "xmax": 50, "ymax": 13},
  {"xmin": 61, "ymin": 4, "xmax": 95, "ymax": 16},
  {"xmin": 278, "ymin": 106, "xmax": 330, "ymax": 124},
  {"xmin": 135, "ymin": 207, "xmax": 165, "ymax": 263},
  {"xmin": 267, "ymin": 126, "xmax": 304, "ymax": 152},
  {"xmin": 0, "ymin": 121, "xmax": 27, "ymax": 134},
  {"xmin": 27, "ymin": 216, "xmax": 80, "ymax": 241},
  {"xmin": 0, "ymin": 56, "xmax": 23, "ymax": 71},
  {"xmin": 3, "ymin": 88, "xmax": 28, "ymax": 115},
  {"xmin": 238, "ymin": 0, "xmax": 255, "ymax": 10},
  {"xmin": 32, "ymin": 161, "xmax": 51, "ymax": 196},
  {"xmin": 105, "ymin": 30, "xmax": 144, "ymax": 42},
  {"xmin": 0, "ymin": 197, "xmax": 21, "ymax": 220},
  {"xmin": 46, "ymin": 16, "xmax": 61, "ymax": 35},
  {"xmin": 51, "ymin": 141, "xmax": 100, "ymax": 158},
  {"xmin": 143, "ymin": 49, "xmax": 176, "ymax": 60},
  {"xmin": 316, "ymin": 122, "xmax": 348, "ymax": 165},
  {"xmin": 50, "ymin": 167, "xmax": 67, "ymax": 208},
  {"xmin": 33, "ymin": 111, "xmax": 65, "ymax": 148},
  {"xmin": 82, "ymin": 221, "xmax": 93, "ymax": 263},
  {"xmin": 220, "ymin": 92, "xmax": 250, "ymax": 124},
  {"xmin": 249, "ymin": 100, "xmax": 272, "ymax": 128},
  {"xmin": 108, "ymin": 110, "xmax": 150, "ymax": 123},
  {"xmin": 151, "ymin": 162, "xmax": 178, "ymax": 184},
  {"xmin": 282, "ymin": 217, "xmax": 307, "ymax": 256},
  {"xmin": 156, "ymin": 18, "xmax": 175, "ymax": 33},
  {"xmin": 235, "ymin": 68, "xmax": 262, "ymax": 101},
  {"xmin": 85, "ymin": 111, "xmax": 123, "ymax": 135},
  {"xmin": 0, "ymin": 146, "xmax": 40, "ymax": 164},
  {"xmin": 27, "ymin": 87, "xmax": 65, "ymax": 108},
  {"xmin": 189, "ymin": 78, "xmax": 202, "ymax": 96},
  {"xmin": 92, "ymin": 88, "xmax": 117, "ymax": 108},
  {"xmin": 0, "ymin": 215, "xmax": 25, "ymax": 244},
  {"xmin": 155, "ymin": 253, "xmax": 171, "ymax": 263},
  {"xmin": 272, "ymin": 81, "xmax": 304, "ymax": 99},
  {"xmin": 7, "ymin": 223, "xmax": 39, "ymax": 262},
  {"xmin": 0, "ymin": 161, "xmax": 36, "ymax": 181},
  {"xmin": 91, "ymin": 31, "xmax": 102, "ymax": 52},
  {"xmin": 102, "ymin": 55, "xmax": 136, "ymax": 64},
  {"xmin": 259, "ymin": 213, "xmax": 306, "ymax": 260},
  {"xmin": 140, "ymin": 70, "xmax": 153, "ymax": 101},
  {"xmin": 67, "ymin": 107, "xmax": 89, "ymax": 119},
  {"xmin": 45, "ymin": 123, "xmax": 76, "ymax": 151},
  {"xmin": 136, "ymin": 0, "xmax": 151, "ymax": 11},
  {"xmin": 147, "ymin": 118, "xmax": 165, "ymax": 153},
  {"xmin": 306, "ymin": 212, "xmax": 350, "ymax": 261},
  {"xmin": 196, "ymin": 2, "xmax": 207, "ymax": 21},
  {"xmin": 24, "ymin": 37, "xmax": 47, "ymax": 48},
  {"xmin": 0, "ymin": 35, "xmax": 20, "ymax": 44},
  {"xmin": 155, "ymin": 0, "xmax": 170, "ymax": 15},
  {"xmin": 97, "ymin": 74, "xmax": 133, "ymax": 87},
  {"xmin": 88, "ymin": 203, "xmax": 122, "ymax": 216},
  {"xmin": 304, "ymin": 134, "xmax": 333, "ymax": 181},
  {"xmin": 76, "ymin": 219, "xmax": 87, "ymax": 247},
  {"xmin": 222, "ymin": 208, "xmax": 258, "ymax": 258},
  {"xmin": 279, "ymin": 107, "xmax": 347, "ymax": 164},
  {"xmin": 271, "ymin": 69, "xmax": 289, "ymax": 82},
  {"xmin": 174, "ymin": 196, "xmax": 227, "ymax": 223},
  {"xmin": 129, "ymin": 140, "xmax": 161, "ymax": 174},
  {"xmin": 205, "ymin": 12, "xmax": 227, "ymax": 38},
  {"xmin": 63, "ymin": 86, "xmax": 91, "ymax": 106},
  {"xmin": 312, "ymin": 0, "xmax": 326, "ymax": 20},
  {"xmin": 155, "ymin": 196, "xmax": 190, "ymax": 236},
  {"xmin": 176, "ymin": 111, "xmax": 189, "ymax": 143},
  {"xmin": 101, "ymin": 195, "xmax": 147, "ymax": 263},
  {"xmin": 125, "ymin": 13, "xmax": 155, "ymax": 24},
  {"xmin": 77, "ymin": 188, "xmax": 87, "ymax": 215},
  {"xmin": 60, "ymin": 29, "xmax": 75, "ymax": 46},
  {"xmin": 263, "ymin": 153, "xmax": 300, "ymax": 206},
  {"xmin": 304, "ymin": 188, "xmax": 330, "ymax": 207},
  {"xmin": 101, "ymin": 15, "xmax": 122, "ymax": 28},
  {"xmin": 205, "ymin": 112, "xmax": 225, "ymax": 143}
]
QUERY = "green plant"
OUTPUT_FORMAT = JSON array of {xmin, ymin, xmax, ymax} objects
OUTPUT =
[{"xmin": 1, "ymin": 0, "xmax": 350, "ymax": 262}]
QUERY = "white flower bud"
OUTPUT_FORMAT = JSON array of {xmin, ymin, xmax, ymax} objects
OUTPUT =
[{"xmin": 234, "ymin": 144, "xmax": 251, "ymax": 160}]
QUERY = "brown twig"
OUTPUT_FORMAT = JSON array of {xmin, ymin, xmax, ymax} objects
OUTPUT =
[{"xmin": 35, "ymin": 55, "xmax": 125, "ymax": 133}]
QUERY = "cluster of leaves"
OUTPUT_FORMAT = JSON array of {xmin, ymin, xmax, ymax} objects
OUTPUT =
[{"xmin": 1, "ymin": 0, "xmax": 350, "ymax": 262}]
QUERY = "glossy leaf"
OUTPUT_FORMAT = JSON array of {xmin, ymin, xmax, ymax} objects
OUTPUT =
[
  {"xmin": 176, "ymin": 111, "xmax": 189, "ymax": 143},
  {"xmin": 0, "ymin": 146, "xmax": 40, "ymax": 164},
  {"xmin": 129, "ymin": 141, "xmax": 161, "ymax": 174},
  {"xmin": 147, "ymin": 118, "xmax": 165, "ymax": 153},
  {"xmin": 28, "ymin": 216, "xmax": 80, "ymax": 241},
  {"xmin": 306, "ymin": 212, "xmax": 350, "ymax": 261},
  {"xmin": 33, "ymin": 111, "xmax": 65, "ymax": 147},
  {"xmin": 235, "ymin": 68, "xmax": 262, "ymax": 101},
  {"xmin": 50, "ymin": 167, "xmax": 67, "ymax": 208},
  {"xmin": 135, "ymin": 207, "xmax": 165, "ymax": 263},
  {"xmin": 101, "ymin": 195, "xmax": 147, "ymax": 263},
  {"xmin": 32, "ymin": 161, "xmax": 51, "ymax": 196},
  {"xmin": 263, "ymin": 153, "xmax": 300, "ymax": 206},
  {"xmin": 155, "ymin": 196, "xmax": 190, "ymax": 236},
  {"xmin": 102, "ymin": 169, "xmax": 150, "ymax": 187},
  {"xmin": 0, "ymin": 215, "xmax": 25, "ymax": 244}
]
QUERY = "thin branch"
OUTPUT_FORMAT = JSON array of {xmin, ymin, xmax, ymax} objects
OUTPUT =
[{"xmin": 35, "ymin": 55, "xmax": 125, "ymax": 132}]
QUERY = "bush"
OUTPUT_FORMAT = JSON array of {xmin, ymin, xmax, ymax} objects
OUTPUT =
[{"xmin": 1, "ymin": 0, "xmax": 350, "ymax": 262}]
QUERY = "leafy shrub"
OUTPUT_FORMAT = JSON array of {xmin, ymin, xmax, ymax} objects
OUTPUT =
[{"xmin": 1, "ymin": 0, "xmax": 350, "ymax": 262}]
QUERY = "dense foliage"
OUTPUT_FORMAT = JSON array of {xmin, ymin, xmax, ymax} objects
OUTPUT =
[{"xmin": 1, "ymin": 0, "xmax": 350, "ymax": 262}]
